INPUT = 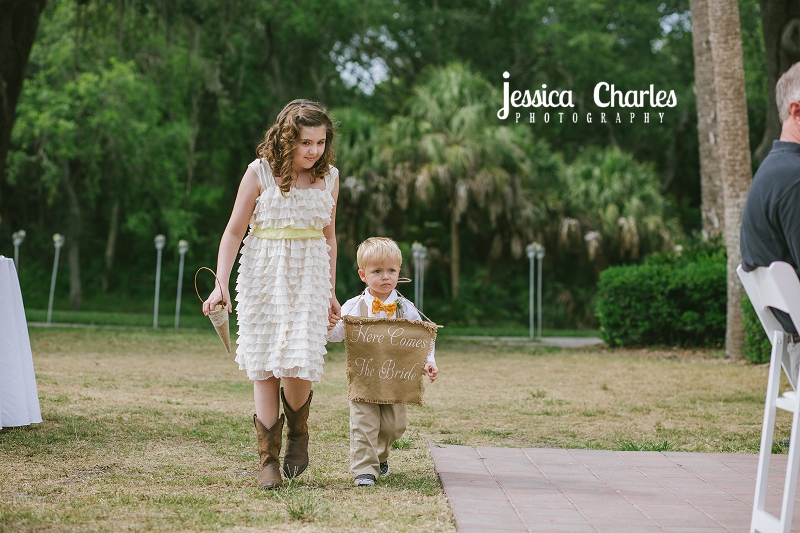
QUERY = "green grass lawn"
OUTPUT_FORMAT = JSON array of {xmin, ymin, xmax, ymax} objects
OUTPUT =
[
  {"xmin": 25, "ymin": 308, "xmax": 598, "ymax": 338},
  {"xmin": 437, "ymin": 326, "xmax": 601, "ymax": 338},
  {"xmin": 25, "ymin": 309, "xmax": 214, "ymax": 329},
  {"xmin": 0, "ymin": 328, "xmax": 784, "ymax": 532}
]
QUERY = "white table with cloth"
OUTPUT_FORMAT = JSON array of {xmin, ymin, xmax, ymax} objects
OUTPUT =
[{"xmin": 0, "ymin": 257, "xmax": 42, "ymax": 429}]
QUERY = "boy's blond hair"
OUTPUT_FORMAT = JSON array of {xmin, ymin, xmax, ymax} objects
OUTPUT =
[{"xmin": 356, "ymin": 237, "xmax": 403, "ymax": 269}]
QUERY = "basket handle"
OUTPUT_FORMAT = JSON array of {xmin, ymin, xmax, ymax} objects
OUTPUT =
[{"xmin": 194, "ymin": 267, "xmax": 226, "ymax": 307}]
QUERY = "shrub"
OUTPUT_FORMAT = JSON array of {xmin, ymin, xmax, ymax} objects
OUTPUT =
[
  {"xmin": 596, "ymin": 254, "xmax": 726, "ymax": 347},
  {"xmin": 743, "ymin": 293, "xmax": 771, "ymax": 364}
]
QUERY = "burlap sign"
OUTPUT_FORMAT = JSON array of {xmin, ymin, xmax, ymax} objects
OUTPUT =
[{"xmin": 344, "ymin": 316, "xmax": 439, "ymax": 406}]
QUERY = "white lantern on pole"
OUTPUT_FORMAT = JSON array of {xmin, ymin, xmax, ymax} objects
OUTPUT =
[
  {"xmin": 535, "ymin": 244, "xmax": 545, "ymax": 340},
  {"xmin": 153, "ymin": 234, "xmax": 166, "ymax": 329},
  {"xmin": 412, "ymin": 243, "xmax": 420, "ymax": 304},
  {"xmin": 47, "ymin": 233, "xmax": 65, "ymax": 325},
  {"xmin": 12, "ymin": 230, "xmax": 26, "ymax": 272},
  {"xmin": 419, "ymin": 245, "xmax": 427, "ymax": 312},
  {"xmin": 526, "ymin": 243, "xmax": 536, "ymax": 340},
  {"xmin": 175, "ymin": 240, "xmax": 189, "ymax": 329},
  {"xmin": 411, "ymin": 242, "xmax": 428, "ymax": 312}
]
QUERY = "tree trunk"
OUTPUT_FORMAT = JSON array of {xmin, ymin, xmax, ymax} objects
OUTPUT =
[
  {"xmin": 707, "ymin": 0, "xmax": 753, "ymax": 360},
  {"xmin": 754, "ymin": 0, "xmax": 800, "ymax": 165},
  {"xmin": 68, "ymin": 233, "xmax": 81, "ymax": 310},
  {"xmin": 450, "ymin": 210, "xmax": 460, "ymax": 300},
  {"xmin": 690, "ymin": 0, "xmax": 724, "ymax": 240},
  {"xmin": 186, "ymin": 90, "xmax": 199, "ymax": 198},
  {"xmin": 0, "ymin": 0, "xmax": 46, "ymax": 224},
  {"xmin": 185, "ymin": 22, "xmax": 201, "ymax": 199},
  {"xmin": 101, "ymin": 198, "xmax": 120, "ymax": 294},
  {"xmin": 61, "ymin": 161, "xmax": 82, "ymax": 310},
  {"xmin": 660, "ymin": 108, "xmax": 692, "ymax": 194}
]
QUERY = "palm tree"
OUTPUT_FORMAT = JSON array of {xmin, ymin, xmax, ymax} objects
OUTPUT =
[
  {"xmin": 559, "ymin": 147, "xmax": 677, "ymax": 270},
  {"xmin": 330, "ymin": 107, "xmax": 392, "ymax": 255},
  {"xmin": 384, "ymin": 63, "xmax": 552, "ymax": 299}
]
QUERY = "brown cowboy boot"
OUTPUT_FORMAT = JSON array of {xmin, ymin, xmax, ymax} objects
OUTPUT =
[
  {"xmin": 253, "ymin": 413, "xmax": 284, "ymax": 489},
  {"xmin": 281, "ymin": 388, "xmax": 312, "ymax": 478}
]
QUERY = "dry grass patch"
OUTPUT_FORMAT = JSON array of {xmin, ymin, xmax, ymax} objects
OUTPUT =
[
  {"xmin": 430, "ymin": 342, "xmax": 787, "ymax": 452},
  {"xmin": 0, "ymin": 329, "xmax": 788, "ymax": 532}
]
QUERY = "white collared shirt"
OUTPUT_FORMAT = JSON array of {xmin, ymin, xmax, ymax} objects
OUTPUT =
[{"xmin": 326, "ymin": 288, "xmax": 436, "ymax": 363}]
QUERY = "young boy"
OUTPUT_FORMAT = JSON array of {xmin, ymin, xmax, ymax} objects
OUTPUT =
[{"xmin": 326, "ymin": 237, "xmax": 438, "ymax": 486}]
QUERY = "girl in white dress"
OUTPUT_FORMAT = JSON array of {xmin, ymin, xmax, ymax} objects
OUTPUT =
[{"xmin": 203, "ymin": 99, "xmax": 340, "ymax": 489}]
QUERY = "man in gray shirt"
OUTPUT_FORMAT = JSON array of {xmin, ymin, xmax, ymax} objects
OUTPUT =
[{"xmin": 740, "ymin": 61, "xmax": 800, "ymax": 333}]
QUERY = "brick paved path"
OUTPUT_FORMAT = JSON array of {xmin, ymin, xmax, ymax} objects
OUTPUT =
[{"xmin": 430, "ymin": 445, "xmax": 800, "ymax": 533}]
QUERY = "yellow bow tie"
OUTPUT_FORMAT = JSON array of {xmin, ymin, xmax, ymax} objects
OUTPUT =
[{"xmin": 371, "ymin": 298, "xmax": 397, "ymax": 317}]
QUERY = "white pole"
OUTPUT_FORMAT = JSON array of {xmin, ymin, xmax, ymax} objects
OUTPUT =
[
  {"xmin": 415, "ymin": 254, "xmax": 420, "ymax": 305},
  {"xmin": 418, "ymin": 255, "xmax": 422, "ymax": 308},
  {"xmin": 154, "ymin": 234, "xmax": 166, "ymax": 329},
  {"xmin": 47, "ymin": 234, "xmax": 65, "ymax": 325},
  {"xmin": 12, "ymin": 230, "xmax": 26, "ymax": 272},
  {"xmin": 526, "ymin": 244, "xmax": 535, "ymax": 340},
  {"xmin": 419, "ymin": 246, "xmax": 427, "ymax": 312},
  {"xmin": 537, "ymin": 248, "xmax": 545, "ymax": 340},
  {"xmin": 175, "ymin": 240, "xmax": 188, "ymax": 329},
  {"xmin": 412, "ymin": 243, "xmax": 422, "ymax": 306}
]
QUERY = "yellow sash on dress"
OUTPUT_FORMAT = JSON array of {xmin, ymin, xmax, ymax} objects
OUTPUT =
[{"xmin": 250, "ymin": 227, "xmax": 324, "ymax": 239}]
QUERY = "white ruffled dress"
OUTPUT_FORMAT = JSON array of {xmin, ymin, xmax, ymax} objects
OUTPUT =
[{"xmin": 234, "ymin": 158, "xmax": 337, "ymax": 382}]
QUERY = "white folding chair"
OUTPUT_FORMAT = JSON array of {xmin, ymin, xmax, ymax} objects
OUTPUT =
[{"xmin": 738, "ymin": 262, "xmax": 800, "ymax": 533}]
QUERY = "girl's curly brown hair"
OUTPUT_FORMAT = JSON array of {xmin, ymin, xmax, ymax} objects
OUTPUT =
[{"xmin": 256, "ymin": 99, "xmax": 336, "ymax": 195}]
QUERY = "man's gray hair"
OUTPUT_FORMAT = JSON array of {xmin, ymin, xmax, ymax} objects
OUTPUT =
[{"xmin": 776, "ymin": 61, "xmax": 800, "ymax": 122}]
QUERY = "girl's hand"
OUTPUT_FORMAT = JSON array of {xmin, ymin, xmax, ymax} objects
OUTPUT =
[
  {"xmin": 424, "ymin": 362, "xmax": 438, "ymax": 383},
  {"xmin": 203, "ymin": 286, "xmax": 232, "ymax": 315},
  {"xmin": 329, "ymin": 296, "xmax": 341, "ymax": 320}
]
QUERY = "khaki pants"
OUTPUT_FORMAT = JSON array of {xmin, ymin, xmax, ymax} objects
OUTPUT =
[{"xmin": 349, "ymin": 401, "xmax": 407, "ymax": 478}]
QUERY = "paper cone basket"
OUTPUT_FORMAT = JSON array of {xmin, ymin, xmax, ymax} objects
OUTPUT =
[
  {"xmin": 209, "ymin": 306, "xmax": 231, "ymax": 354},
  {"xmin": 195, "ymin": 267, "xmax": 232, "ymax": 354}
]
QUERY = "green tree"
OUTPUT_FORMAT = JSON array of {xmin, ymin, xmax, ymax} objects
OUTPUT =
[
  {"xmin": 331, "ymin": 107, "xmax": 390, "ymax": 250},
  {"xmin": 7, "ymin": 0, "xmax": 394, "ymax": 306},
  {"xmin": 0, "ymin": 0, "xmax": 46, "ymax": 215},
  {"xmin": 558, "ymin": 147, "xmax": 678, "ymax": 271},
  {"xmin": 9, "ymin": 54, "xmax": 190, "ymax": 307},
  {"xmin": 368, "ymin": 0, "xmax": 699, "ymax": 228},
  {"xmin": 385, "ymin": 63, "xmax": 554, "ymax": 299}
]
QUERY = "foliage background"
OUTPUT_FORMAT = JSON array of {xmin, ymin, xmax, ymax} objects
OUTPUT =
[
  {"xmin": 3, "ymin": 0, "xmax": 768, "ymax": 329},
  {"xmin": 596, "ymin": 238, "xmax": 727, "ymax": 347}
]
